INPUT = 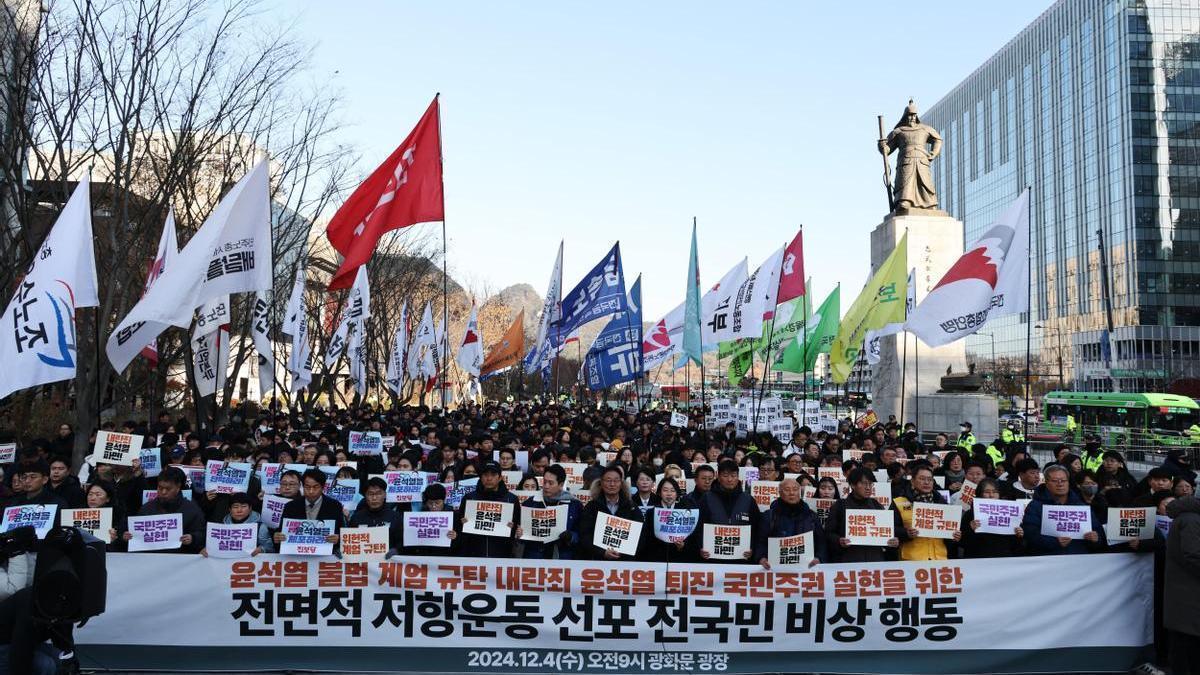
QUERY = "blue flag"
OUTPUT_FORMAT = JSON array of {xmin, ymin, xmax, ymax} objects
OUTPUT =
[
  {"xmin": 555, "ymin": 243, "xmax": 626, "ymax": 336},
  {"xmin": 584, "ymin": 276, "xmax": 642, "ymax": 390}
]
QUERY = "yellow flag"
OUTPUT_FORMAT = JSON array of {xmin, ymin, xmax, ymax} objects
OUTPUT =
[{"xmin": 829, "ymin": 233, "xmax": 908, "ymax": 383}]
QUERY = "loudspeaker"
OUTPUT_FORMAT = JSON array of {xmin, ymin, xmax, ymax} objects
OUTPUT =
[{"xmin": 31, "ymin": 527, "xmax": 106, "ymax": 622}]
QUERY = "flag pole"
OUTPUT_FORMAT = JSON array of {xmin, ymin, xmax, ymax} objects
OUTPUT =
[
  {"xmin": 754, "ymin": 238, "xmax": 789, "ymax": 435},
  {"xmin": 435, "ymin": 93, "xmax": 449, "ymax": 411},
  {"xmin": 1023, "ymin": 184, "xmax": 1033, "ymax": 439}
]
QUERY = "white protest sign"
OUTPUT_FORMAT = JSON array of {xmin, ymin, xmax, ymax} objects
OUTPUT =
[
  {"xmin": 462, "ymin": 500, "xmax": 514, "ymax": 537},
  {"xmin": 0, "ymin": 443, "xmax": 15, "ymax": 463},
  {"xmin": 1040, "ymin": 505, "xmax": 1092, "ymax": 540},
  {"xmin": 554, "ymin": 462, "xmax": 588, "ymax": 489},
  {"xmin": 702, "ymin": 524, "xmax": 750, "ymax": 560},
  {"xmin": 205, "ymin": 460, "xmax": 252, "ymax": 495},
  {"xmin": 279, "ymin": 518, "xmax": 336, "ymax": 556},
  {"xmin": 139, "ymin": 447, "xmax": 162, "ymax": 478},
  {"xmin": 340, "ymin": 526, "xmax": 390, "ymax": 561},
  {"xmin": 403, "ymin": 511, "xmax": 453, "ymax": 548},
  {"xmin": 956, "ymin": 480, "xmax": 978, "ymax": 507},
  {"xmin": 384, "ymin": 471, "xmax": 429, "ymax": 504},
  {"xmin": 912, "ymin": 502, "xmax": 962, "ymax": 539},
  {"xmin": 62, "ymin": 507, "xmax": 113, "ymax": 543},
  {"xmin": 348, "ymin": 431, "xmax": 383, "ymax": 456},
  {"xmin": 652, "ymin": 508, "xmax": 698, "ymax": 544},
  {"xmin": 326, "ymin": 480, "xmax": 362, "ymax": 511},
  {"xmin": 1156, "ymin": 515, "xmax": 1172, "ymax": 539},
  {"xmin": 381, "ymin": 435, "xmax": 396, "ymax": 450},
  {"xmin": 767, "ymin": 531, "xmax": 814, "ymax": 568},
  {"xmin": 594, "ymin": 512, "xmax": 641, "ymax": 556},
  {"xmin": 501, "ymin": 471, "xmax": 523, "ymax": 491},
  {"xmin": 127, "ymin": 513, "xmax": 183, "ymax": 551},
  {"xmin": 258, "ymin": 463, "xmax": 283, "ymax": 495},
  {"xmin": 2, "ymin": 504, "xmax": 58, "ymax": 539},
  {"xmin": 738, "ymin": 466, "xmax": 760, "ymax": 484},
  {"xmin": 206, "ymin": 522, "xmax": 257, "ymax": 558},
  {"xmin": 749, "ymin": 481, "xmax": 780, "ymax": 511},
  {"xmin": 669, "ymin": 411, "xmax": 688, "ymax": 428},
  {"xmin": 262, "ymin": 494, "xmax": 290, "ymax": 529},
  {"xmin": 770, "ymin": 417, "xmax": 794, "ymax": 444},
  {"xmin": 519, "ymin": 505, "xmax": 568, "ymax": 543},
  {"xmin": 1105, "ymin": 507, "xmax": 1156, "ymax": 542},
  {"xmin": 514, "ymin": 450, "xmax": 530, "ymax": 472},
  {"xmin": 94, "ymin": 430, "xmax": 140, "ymax": 466},
  {"xmin": 444, "ymin": 478, "xmax": 478, "ymax": 509},
  {"xmin": 868, "ymin": 480, "xmax": 892, "ymax": 507},
  {"xmin": 845, "ymin": 509, "xmax": 894, "ymax": 546},
  {"xmin": 973, "ymin": 498, "xmax": 1023, "ymax": 535}
]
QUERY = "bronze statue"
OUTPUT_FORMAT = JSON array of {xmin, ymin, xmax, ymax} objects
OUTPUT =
[{"xmin": 878, "ymin": 100, "xmax": 943, "ymax": 215}]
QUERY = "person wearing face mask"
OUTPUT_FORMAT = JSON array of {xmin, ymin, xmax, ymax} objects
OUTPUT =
[
  {"xmin": 1161, "ymin": 449, "xmax": 1197, "ymax": 486},
  {"xmin": 959, "ymin": 479, "xmax": 1023, "ymax": 558},
  {"xmin": 955, "ymin": 422, "xmax": 975, "ymax": 451}
]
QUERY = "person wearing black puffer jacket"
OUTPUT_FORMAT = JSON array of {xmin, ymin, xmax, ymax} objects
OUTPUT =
[
  {"xmin": 452, "ymin": 461, "xmax": 519, "ymax": 558},
  {"xmin": 695, "ymin": 460, "xmax": 760, "ymax": 563},
  {"xmin": 1164, "ymin": 496, "xmax": 1200, "ymax": 674},
  {"xmin": 753, "ymin": 478, "xmax": 826, "ymax": 568}
]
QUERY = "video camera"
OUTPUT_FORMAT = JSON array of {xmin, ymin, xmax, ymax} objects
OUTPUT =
[{"xmin": 32, "ymin": 526, "xmax": 106, "ymax": 624}]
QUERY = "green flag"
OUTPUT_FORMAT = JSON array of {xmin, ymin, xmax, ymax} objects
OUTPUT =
[
  {"xmin": 829, "ymin": 233, "xmax": 908, "ymax": 383},
  {"xmin": 682, "ymin": 222, "xmax": 703, "ymax": 366},
  {"xmin": 776, "ymin": 285, "xmax": 840, "ymax": 373},
  {"xmin": 727, "ymin": 346, "xmax": 754, "ymax": 387}
]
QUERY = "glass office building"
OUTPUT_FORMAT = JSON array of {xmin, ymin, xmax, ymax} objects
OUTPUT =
[{"xmin": 924, "ymin": 0, "xmax": 1200, "ymax": 393}]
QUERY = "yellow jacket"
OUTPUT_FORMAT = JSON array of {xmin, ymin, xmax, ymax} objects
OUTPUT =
[{"xmin": 892, "ymin": 496, "xmax": 950, "ymax": 561}]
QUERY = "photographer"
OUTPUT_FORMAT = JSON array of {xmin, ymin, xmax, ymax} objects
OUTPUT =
[{"xmin": 0, "ymin": 527, "xmax": 66, "ymax": 675}]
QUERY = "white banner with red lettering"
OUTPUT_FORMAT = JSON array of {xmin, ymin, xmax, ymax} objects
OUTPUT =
[{"xmin": 75, "ymin": 553, "xmax": 1152, "ymax": 673}]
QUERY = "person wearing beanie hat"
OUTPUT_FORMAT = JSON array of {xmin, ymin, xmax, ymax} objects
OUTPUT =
[{"xmin": 452, "ymin": 459, "xmax": 518, "ymax": 558}]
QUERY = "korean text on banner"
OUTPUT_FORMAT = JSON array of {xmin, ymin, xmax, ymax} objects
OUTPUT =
[
  {"xmin": 94, "ymin": 430, "xmax": 140, "ymax": 467},
  {"xmin": 1105, "ymin": 507, "xmax": 1156, "ymax": 542},
  {"xmin": 594, "ymin": 512, "xmax": 641, "ymax": 556},
  {"xmin": 767, "ymin": 531, "xmax": 814, "ymax": 568},
  {"xmin": 1041, "ymin": 505, "xmax": 1092, "ymax": 540},
  {"xmin": 973, "ymin": 499, "xmax": 1023, "ymax": 535},
  {"xmin": 2, "ymin": 504, "xmax": 58, "ymax": 539},
  {"xmin": 519, "ymin": 505, "xmax": 568, "ymax": 543},
  {"xmin": 402, "ymin": 512, "xmax": 452, "ymax": 548},
  {"xmin": 845, "ymin": 509, "xmax": 893, "ymax": 546},
  {"xmin": 702, "ymin": 524, "xmax": 750, "ymax": 560},
  {"xmin": 463, "ymin": 501, "xmax": 513, "ymax": 538},
  {"xmin": 280, "ymin": 518, "xmax": 335, "ymax": 556},
  {"xmin": 348, "ymin": 431, "xmax": 384, "ymax": 456},
  {"xmin": 127, "ymin": 513, "xmax": 182, "ymax": 551},
  {"xmin": 62, "ymin": 507, "xmax": 113, "ymax": 543},
  {"xmin": 206, "ymin": 523, "xmax": 257, "ymax": 558},
  {"xmin": 0, "ymin": 443, "xmax": 14, "ymax": 463},
  {"xmin": 341, "ymin": 526, "xmax": 390, "ymax": 561},
  {"xmin": 262, "ymin": 495, "xmax": 289, "ymax": 529},
  {"xmin": 652, "ymin": 508, "xmax": 698, "ymax": 544},
  {"xmin": 205, "ymin": 460, "xmax": 252, "ymax": 495},
  {"xmin": 912, "ymin": 503, "xmax": 961, "ymax": 540},
  {"xmin": 384, "ymin": 471, "xmax": 427, "ymax": 503},
  {"xmin": 749, "ymin": 481, "xmax": 780, "ymax": 512}
]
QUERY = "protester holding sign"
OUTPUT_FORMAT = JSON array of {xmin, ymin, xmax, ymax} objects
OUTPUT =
[
  {"xmin": 640, "ymin": 477, "xmax": 697, "ymax": 562},
  {"xmin": 824, "ymin": 468, "xmax": 900, "ymax": 562},
  {"xmin": 453, "ymin": 461, "xmax": 519, "ymax": 558},
  {"xmin": 959, "ymin": 479, "xmax": 1023, "ymax": 558},
  {"xmin": 893, "ymin": 465, "xmax": 961, "ymax": 561},
  {"xmin": 83, "ymin": 481, "xmax": 126, "ymax": 547},
  {"xmin": 200, "ymin": 492, "xmax": 269, "ymax": 557},
  {"xmin": 695, "ymin": 460, "xmax": 759, "ymax": 562},
  {"xmin": 274, "ymin": 469, "xmax": 343, "ymax": 550},
  {"xmin": 518, "ymin": 465, "xmax": 581, "ymax": 560},
  {"xmin": 1022, "ymin": 465, "xmax": 1102, "ymax": 555},
  {"xmin": 577, "ymin": 466, "xmax": 642, "ymax": 560},
  {"xmin": 754, "ymin": 478, "xmax": 825, "ymax": 569},
  {"xmin": 124, "ymin": 466, "xmax": 204, "ymax": 553},
  {"xmin": 348, "ymin": 477, "xmax": 402, "ymax": 552}
]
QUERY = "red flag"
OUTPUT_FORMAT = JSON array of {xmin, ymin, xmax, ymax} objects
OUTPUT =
[
  {"xmin": 776, "ymin": 228, "xmax": 806, "ymax": 304},
  {"xmin": 326, "ymin": 96, "xmax": 444, "ymax": 289}
]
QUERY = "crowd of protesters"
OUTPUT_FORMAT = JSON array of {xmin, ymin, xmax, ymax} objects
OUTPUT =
[{"xmin": 1, "ymin": 400, "xmax": 1199, "ymax": 672}]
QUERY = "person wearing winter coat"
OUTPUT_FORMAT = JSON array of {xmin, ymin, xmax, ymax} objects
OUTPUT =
[
  {"xmin": 959, "ymin": 479, "xmax": 1023, "ymax": 558},
  {"xmin": 639, "ymin": 477, "xmax": 697, "ymax": 563},
  {"xmin": 695, "ymin": 460, "xmax": 761, "ymax": 563},
  {"xmin": 577, "ymin": 466, "xmax": 643, "ymax": 561},
  {"xmin": 125, "ymin": 466, "xmax": 206, "ymax": 553},
  {"xmin": 518, "ymin": 465, "xmax": 582, "ymax": 560},
  {"xmin": 1164, "ymin": 496, "xmax": 1200, "ymax": 674},
  {"xmin": 348, "ymin": 477, "xmax": 403, "ymax": 553},
  {"xmin": 1020, "ymin": 465, "xmax": 1103, "ymax": 555},
  {"xmin": 754, "ymin": 478, "xmax": 826, "ymax": 568},
  {"xmin": 453, "ymin": 461, "xmax": 519, "ymax": 558},
  {"xmin": 893, "ymin": 465, "xmax": 961, "ymax": 561},
  {"xmin": 200, "ymin": 492, "xmax": 273, "ymax": 555},
  {"xmin": 824, "ymin": 468, "xmax": 900, "ymax": 563}
]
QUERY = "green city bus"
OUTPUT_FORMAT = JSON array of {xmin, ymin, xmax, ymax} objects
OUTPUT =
[{"xmin": 1042, "ymin": 391, "xmax": 1199, "ymax": 447}]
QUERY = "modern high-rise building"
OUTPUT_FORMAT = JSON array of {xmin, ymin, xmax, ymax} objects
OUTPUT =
[{"xmin": 924, "ymin": 0, "xmax": 1200, "ymax": 394}]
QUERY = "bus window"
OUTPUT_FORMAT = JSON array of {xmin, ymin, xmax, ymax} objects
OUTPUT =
[{"xmin": 1148, "ymin": 407, "xmax": 1197, "ymax": 432}]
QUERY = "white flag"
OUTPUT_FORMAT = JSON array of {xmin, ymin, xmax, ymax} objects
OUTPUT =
[
  {"xmin": 406, "ymin": 303, "xmax": 436, "ymax": 381},
  {"xmin": 280, "ymin": 267, "xmax": 305, "ymax": 339},
  {"xmin": 384, "ymin": 303, "xmax": 408, "ymax": 393},
  {"xmin": 139, "ymin": 210, "xmax": 178, "ymax": 362},
  {"xmin": 193, "ymin": 326, "xmax": 228, "ymax": 398},
  {"xmin": 700, "ymin": 258, "xmax": 749, "ymax": 347},
  {"xmin": 710, "ymin": 247, "xmax": 783, "ymax": 343},
  {"xmin": 324, "ymin": 313, "xmax": 351, "ymax": 369},
  {"xmin": 251, "ymin": 292, "xmax": 274, "ymax": 400},
  {"xmin": 192, "ymin": 296, "xmax": 230, "ymax": 339},
  {"xmin": 430, "ymin": 320, "xmax": 447, "ymax": 382},
  {"xmin": 456, "ymin": 302, "xmax": 484, "ymax": 377},
  {"xmin": 348, "ymin": 321, "xmax": 367, "ymax": 397},
  {"xmin": 288, "ymin": 308, "xmax": 312, "ymax": 395},
  {"xmin": 906, "ymin": 189, "xmax": 1030, "ymax": 347},
  {"xmin": 346, "ymin": 266, "xmax": 371, "ymax": 324},
  {"xmin": 528, "ymin": 242, "xmax": 563, "ymax": 371},
  {"xmin": 0, "ymin": 176, "xmax": 99, "ymax": 399},
  {"xmin": 107, "ymin": 161, "xmax": 273, "ymax": 372}
]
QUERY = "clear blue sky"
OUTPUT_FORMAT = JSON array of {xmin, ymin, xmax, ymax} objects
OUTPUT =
[{"xmin": 283, "ymin": 1, "xmax": 1052, "ymax": 320}]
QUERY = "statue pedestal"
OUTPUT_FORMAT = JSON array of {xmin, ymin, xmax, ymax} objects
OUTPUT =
[{"xmin": 869, "ymin": 214, "xmax": 968, "ymax": 429}]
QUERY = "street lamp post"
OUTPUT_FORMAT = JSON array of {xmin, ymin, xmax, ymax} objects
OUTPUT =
[{"xmin": 1035, "ymin": 324, "xmax": 1066, "ymax": 390}]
